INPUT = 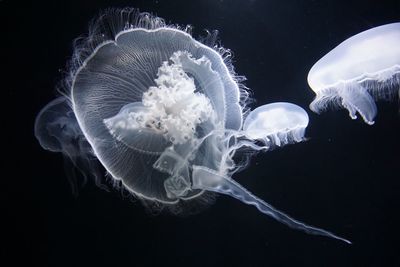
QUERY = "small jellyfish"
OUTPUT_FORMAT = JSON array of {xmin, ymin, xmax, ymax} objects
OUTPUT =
[
  {"xmin": 35, "ymin": 96, "xmax": 82, "ymax": 154},
  {"xmin": 34, "ymin": 96, "xmax": 101, "ymax": 193},
  {"xmin": 308, "ymin": 23, "xmax": 400, "ymax": 124},
  {"xmin": 36, "ymin": 8, "xmax": 350, "ymax": 243},
  {"xmin": 243, "ymin": 102, "xmax": 309, "ymax": 147}
]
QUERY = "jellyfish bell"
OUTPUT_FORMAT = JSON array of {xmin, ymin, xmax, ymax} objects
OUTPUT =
[
  {"xmin": 34, "ymin": 96, "xmax": 90, "ymax": 157},
  {"xmin": 71, "ymin": 17, "xmax": 242, "ymax": 203},
  {"xmin": 35, "ymin": 8, "xmax": 350, "ymax": 243},
  {"xmin": 243, "ymin": 102, "xmax": 309, "ymax": 147},
  {"xmin": 308, "ymin": 22, "xmax": 400, "ymax": 124},
  {"xmin": 34, "ymin": 96, "xmax": 101, "ymax": 193}
]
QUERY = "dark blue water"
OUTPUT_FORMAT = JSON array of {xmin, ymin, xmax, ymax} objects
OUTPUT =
[{"xmin": 3, "ymin": 0, "xmax": 400, "ymax": 266}]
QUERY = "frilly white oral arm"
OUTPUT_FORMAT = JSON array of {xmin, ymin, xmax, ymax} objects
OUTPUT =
[{"xmin": 191, "ymin": 165, "xmax": 351, "ymax": 244}]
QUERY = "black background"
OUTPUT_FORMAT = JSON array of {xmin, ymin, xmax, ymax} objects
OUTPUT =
[{"xmin": 3, "ymin": 0, "xmax": 400, "ymax": 266}]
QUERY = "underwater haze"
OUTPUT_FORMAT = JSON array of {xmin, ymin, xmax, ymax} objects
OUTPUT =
[{"xmin": 4, "ymin": 0, "xmax": 400, "ymax": 266}]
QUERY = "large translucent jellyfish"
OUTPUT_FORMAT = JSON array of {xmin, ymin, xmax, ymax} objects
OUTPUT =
[
  {"xmin": 308, "ymin": 23, "xmax": 400, "ymax": 124},
  {"xmin": 35, "ymin": 8, "xmax": 350, "ymax": 243}
]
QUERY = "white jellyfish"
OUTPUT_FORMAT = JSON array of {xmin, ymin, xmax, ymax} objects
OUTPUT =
[
  {"xmin": 243, "ymin": 102, "xmax": 309, "ymax": 147},
  {"xmin": 308, "ymin": 23, "xmax": 400, "ymax": 124},
  {"xmin": 35, "ymin": 8, "xmax": 350, "ymax": 243}
]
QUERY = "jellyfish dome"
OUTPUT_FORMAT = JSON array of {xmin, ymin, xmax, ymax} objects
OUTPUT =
[
  {"xmin": 35, "ymin": 96, "xmax": 82, "ymax": 154},
  {"xmin": 243, "ymin": 102, "xmax": 309, "ymax": 146},
  {"xmin": 35, "ymin": 8, "xmax": 350, "ymax": 243},
  {"xmin": 308, "ymin": 22, "xmax": 400, "ymax": 124}
]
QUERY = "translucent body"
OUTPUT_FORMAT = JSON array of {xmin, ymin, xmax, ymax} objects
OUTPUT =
[
  {"xmin": 35, "ymin": 97, "xmax": 82, "ymax": 154},
  {"xmin": 35, "ymin": 8, "xmax": 350, "ymax": 243},
  {"xmin": 34, "ymin": 96, "xmax": 100, "ymax": 193},
  {"xmin": 72, "ymin": 29, "xmax": 241, "ymax": 203},
  {"xmin": 243, "ymin": 102, "xmax": 309, "ymax": 147},
  {"xmin": 308, "ymin": 23, "xmax": 400, "ymax": 124}
]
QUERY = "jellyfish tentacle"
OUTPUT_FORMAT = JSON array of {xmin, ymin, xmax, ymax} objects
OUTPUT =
[
  {"xmin": 227, "ymin": 140, "xmax": 270, "ymax": 155},
  {"xmin": 192, "ymin": 165, "xmax": 351, "ymax": 244},
  {"xmin": 338, "ymin": 84, "xmax": 377, "ymax": 125},
  {"xmin": 218, "ymin": 139, "xmax": 270, "ymax": 174}
]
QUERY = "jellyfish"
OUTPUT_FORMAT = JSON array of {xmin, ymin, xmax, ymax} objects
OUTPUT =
[
  {"xmin": 308, "ymin": 22, "xmax": 400, "ymax": 124},
  {"xmin": 34, "ymin": 96, "xmax": 102, "ymax": 193},
  {"xmin": 243, "ymin": 102, "xmax": 309, "ymax": 147},
  {"xmin": 35, "ymin": 8, "xmax": 350, "ymax": 243}
]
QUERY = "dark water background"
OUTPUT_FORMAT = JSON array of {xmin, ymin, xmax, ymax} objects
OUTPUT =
[{"xmin": 3, "ymin": 0, "xmax": 400, "ymax": 266}]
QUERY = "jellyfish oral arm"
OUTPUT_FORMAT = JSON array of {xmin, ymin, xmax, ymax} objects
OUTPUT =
[
  {"xmin": 338, "ymin": 83, "xmax": 377, "ymax": 125},
  {"xmin": 191, "ymin": 165, "xmax": 351, "ymax": 244}
]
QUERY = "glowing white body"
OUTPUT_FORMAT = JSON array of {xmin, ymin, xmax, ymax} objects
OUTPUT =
[
  {"xmin": 308, "ymin": 23, "xmax": 400, "ymax": 124},
  {"xmin": 243, "ymin": 102, "xmax": 308, "ymax": 146}
]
